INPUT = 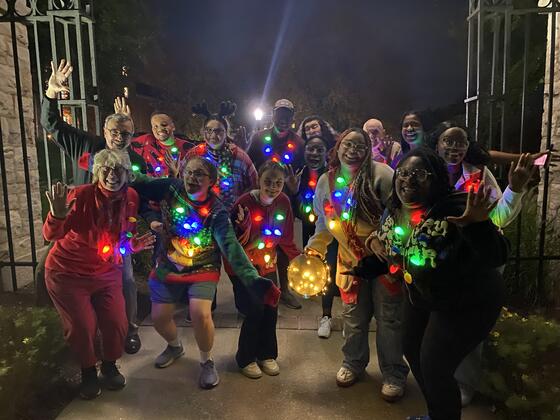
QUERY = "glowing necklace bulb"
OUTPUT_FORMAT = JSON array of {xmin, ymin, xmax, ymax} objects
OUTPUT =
[
  {"xmin": 264, "ymin": 254, "xmax": 271, "ymax": 263},
  {"xmin": 257, "ymin": 241, "xmax": 265, "ymax": 250},
  {"xmin": 275, "ymin": 214, "xmax": 285, "ymax": 221},
  {"xmin": 336, "ymin": 176, "xmax": 345, "ymax": 185},
  {"xmin": 175, "ymin": 207, "xmax": 185, "ymax": 214},
  {"xmin": 394, "ymin": 226, "xmax": 405, "ymax": 236},
  {"xmin": 329, "ymin": 220, "xmax": 336, "ymax": 229}
]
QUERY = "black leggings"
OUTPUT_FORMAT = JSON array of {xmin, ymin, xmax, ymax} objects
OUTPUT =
[{"xmin": 403, "ymin": 285, "xmax": 503, "ymax": 420}]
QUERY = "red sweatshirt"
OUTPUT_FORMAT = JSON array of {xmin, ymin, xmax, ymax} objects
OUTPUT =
[
  {"xmin": 43, "ymin": 184, "xmax": 139, "ymax": 277},
  {"xmin": 225, "ymin": 191, "xmax": 301, "ymax": 276}
]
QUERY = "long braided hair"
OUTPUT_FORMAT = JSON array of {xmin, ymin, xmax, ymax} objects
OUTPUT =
[{"xmin": 329, "ymin": 127, "xmax": 383, "ymax": 226}]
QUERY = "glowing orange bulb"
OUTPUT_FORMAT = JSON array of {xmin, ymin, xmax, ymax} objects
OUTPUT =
[
  {"xmin": 271, "ymin": 157, "xmax": 279, "ymax": 163},
  {"xmin": 254, "ymin": 215, "xmax": 264, "ymax": 222},
  {"xmin": 308, "ymin": 180, "xmax": 317, "ymax": 188},
  {"xmin": 287, "ymin": 142, "xmax": 295, "ymax": 150},
  {"xmin": 200, "ymin": 207, "xmax": 209, "ymax": 216},
  {"xmin": 102, "ymin": 245, "xmax": 111, "ymax": 254}
]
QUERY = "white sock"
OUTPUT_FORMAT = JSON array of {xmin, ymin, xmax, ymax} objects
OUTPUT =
[
  {"xmin": 168, "ymin": 338, "xmax": 181, "ymax": 348},
  {"xmin": 200, "ymin": 350, "xmax": 212, "ymax": 363}
]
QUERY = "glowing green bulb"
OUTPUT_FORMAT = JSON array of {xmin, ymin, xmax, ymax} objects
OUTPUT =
[
  {"xmin": 264, "ymin": 135, "xmax": 272, "ymax": 142},
  {"xmin": 132, "ymin": 164, "xmax": 140, "ymax": 172},
  {"xmin": 257, "ymin": 242, "xmax": 265, "ymax": 250},
  {"xmin": 221, "ymin": 166, "xmax": 228, "ymax": 173},
  {"xmin": 304, "ymin": 205, "xmax": 312, "ymax": 214},
  {"xmin": 341, "ymin": 212, "xmax": 350, "ymax": 220},
  {"xmin": 394, "ymin": 226, "xmax": 405, "ymax": 236},
  {"xmin": 275, "ymin": 214, "xmax": 285, "ymax": 221},
  {"xmin": 171, "ymin": 146, "xmax": 178, "ymax": 153},
  {"xmin": 193, "ymin": 237, "xmax": 202, "ymax": 246},
  {"xmin": 336, "ymin": 176, "xmax": 345, "ymax": 185},
  {"xmin": 410, "ymin": 254, "xmax": 424, "ymax": 266},
  {"xmin": 175, "ymin": 207, "xmax": 185, "ymax": 214}
]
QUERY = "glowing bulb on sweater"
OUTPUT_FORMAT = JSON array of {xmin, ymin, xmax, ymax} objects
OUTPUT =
[
  {"xmin": 410, "ymin": 254, "xmax": 425, "ymax": 267},
  {"xmin": 283, "ymin": 154, "xmax": 291, "ymax": 161},
  {"xmin": 275, "ymin": 214, "xmax": 285, "ymax": 221},
  {"xmin": 389, "ymin": 264, "xmax": 399, "ymax": 274},
  {"xmin": 171, "ymin": 146, "xmax": 178, "ymax": 153},
  {"xmin": 264, "ymin": 254, "xmax": 271, "ymax": 263},
  {"xmin": 264, "ymin": 228, "xmax": 272, "ymax": 236},
  {"xmin": 193, "ymin": 237, "xmax": 202, "ymax": 246},
  {"xmin": 304, "ymin": 206, "xmax": 312, "ymax": 214},
  {"xmin": 264, "ymin": 135, "xmax": 272, "ymax": 142},
  {"xmin": 341, "ymin": 212, "xmax": 350, "ymax": 220},
  {"xmin": 132, "ymin": 164, "xmax": 140, "ymax": 172},
  {"xmin": 308, "ymin": 214, "xmax": 316, "ymax": 223},
  {"xmin": 257, "ymin": 241, "xmax": 265, "ymax": 250},
  {"xmin": 329, "ymin": 220, "xmax": 336, "ymax": 229},
  {"xmin": 264, "ymin": 146, "xmax": 272, "ymax": 155},
  {"xmin": 308, "ymin": 180, "xmax": 316, "ymax": 188},
  {"xmin": 334, "ymin": 191, "xmax": 342, "ymax": 198},
  {"xmin": 119, "ymin": 246, "xmax": 126, "ymax": 255},
  {"xmin": 394, "ymin": 226, "xmax": 405, "ymax": 236},
  {"xmin": 155, "ymin": 166, "xmax": 162, "ymax": 172},
  {"xmin": 187, "ymin": 248, "xmax": 194, "ymax": 257},
  {"xmin": 336, "ymin": 176, "xmax": 345, "ymax": 185},
  {"xmin": 102, "ymin": 245, "xmax": 111, "ymax": 254},
  {"xmin": 175, "ymin": 207, "xmax": 185, "ymax": 214},
  {"xmin": 273, "ymin": 229, "xmax": 282, "ymax": 236},
  {"xmin": 254, "ymin": 215, "xmax": 263, "ymax": 222}
]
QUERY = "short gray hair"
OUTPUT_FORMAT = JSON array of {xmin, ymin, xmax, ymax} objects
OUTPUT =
[
  {"xmin": 92, "ymin": 149, "xmax": 134, "ymax": 184},
  {"xmin": 104, "ymin": 113, "xmax": 135, "ymax": 134}
]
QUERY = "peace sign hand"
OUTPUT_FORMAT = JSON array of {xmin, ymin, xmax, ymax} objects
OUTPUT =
[
  {"xmin": 447, "ymin": 181, "xmax": 498, "ymax": 227},
  {"xmin": 45, "ymin": 182, "xmax": 76, "ymax": 219},
  {"xmin": 113, "ymin": 97, "xmax": 131, "ymax": 117},
  {"xmin": 46, "ymin": 59, "xmax": 73, "ymax": 99},
  {"xmin": 285, "ymin": 164, "xmax": 304, "ymax": 194},
  {"xmin": 235, "ymin": 205, "xmax": 250, "ymax": 225}
]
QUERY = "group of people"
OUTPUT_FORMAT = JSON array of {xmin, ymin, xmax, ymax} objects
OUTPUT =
[{"xmin": 40, "ymin": 59, "xmax": 549, "ymax": 420}]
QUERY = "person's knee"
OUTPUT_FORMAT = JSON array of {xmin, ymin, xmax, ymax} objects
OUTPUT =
[{"xmin": 191, "ymin": 306, "xmax": 213, "ymax": 326}]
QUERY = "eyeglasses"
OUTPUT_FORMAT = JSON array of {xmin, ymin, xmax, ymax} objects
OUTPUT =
[
  {"xmin": 184, "ymin": 169, "xmax": 210, "ymax": 179},
  {"xmin": 395, "ymin": 168, "xmax": 432, "ymax": 182},
  {"xmin": 204, "ymin": 127, "xmax": 225, "ymax": 136},
  {"xmin": 440, "ymin": 137, "xmax": 469, "ymax": 150},
  {"xmin": 340, "ymin": 142, "xmax": 367, "ymax": 153},
  {"xmin": 101, "ymin": 165, "xmax": 126, "ymax": 177},
  {"xmin": 107, "ymin": 129, "xmax": 133, "ymax": 140}
]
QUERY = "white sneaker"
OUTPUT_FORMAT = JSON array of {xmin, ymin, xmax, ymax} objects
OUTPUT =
[
  {"xmin": 258, "ymin": 359, "xmax": 280, "ymax": 376},
  {"xmin": 336, "ymin": 366, "xmax": 358, "ymax": 387},
  {"xmin": 240, "ymin": 362, "xmax": 262, "ymax": 379},
  {"xmin": 381, "ymin": 382, "xmax": 405, "ymax": 402},
  {"xmin": 318, "ymin": 316, "xmax": 332, "ymax": 338}
]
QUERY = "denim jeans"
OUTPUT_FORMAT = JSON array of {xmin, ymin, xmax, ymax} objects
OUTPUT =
[
  {"xmin": 341, "ymin": 277, "xmax": 409, "ymax": 386},
  {"xmin": 122, "ymin": 253, "xmax": 138, "ymax": 336}
]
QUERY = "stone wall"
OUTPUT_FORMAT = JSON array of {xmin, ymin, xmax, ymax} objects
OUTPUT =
[{"xmin": 0, "ymin": 10, "xmax": 44, "ymax": 291}]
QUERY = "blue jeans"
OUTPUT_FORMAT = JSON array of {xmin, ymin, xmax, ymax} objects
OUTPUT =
[
  {"xmin": 122, "ymin": 253, "xmax": 138, "ymax": 336},
  {"xmin": 341, "ymin": 277, "xmax": 409, "ymax": 386}
]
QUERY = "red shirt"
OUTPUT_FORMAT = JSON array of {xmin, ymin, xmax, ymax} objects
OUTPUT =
[
  {"xmin": 43, "ymin": 184, "xmax": 139, "ymax": 276},
  {"xmin": 225, "ymin": 191, "xmax": 301, "ymax": 276},
  {"xmin": 130, "ymin": 134, "xmax": 194, "ymax": 177}
]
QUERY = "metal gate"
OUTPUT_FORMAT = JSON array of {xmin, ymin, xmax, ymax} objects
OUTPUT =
[{"xmin": 465, "ymin": 0, "xmax": 560, "ymax": 305}]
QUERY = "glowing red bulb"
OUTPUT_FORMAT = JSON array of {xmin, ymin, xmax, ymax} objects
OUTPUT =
[
  {"xmin": 389, "ymin": 264, "xmax": 400, "ymax": 274},
  {"xmin": 287, "ymin": 142, "xmax": 295, "ymax": 150},
  {"xmin": 200, "ymin": 207, "xmax": 209, "ymax": 216},
  {"xmin": 308, "ymin": 180, "xmax": 317, "ymax": 188},
  {"xmin": 254, "ymin": 215, "xmax": 264, "ymax": 222}
]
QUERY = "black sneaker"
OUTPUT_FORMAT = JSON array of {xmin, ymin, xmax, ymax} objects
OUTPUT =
[
  {"xmin": 80, "ymin": 367, "xmax": 101, "ymax": 400},
  {"xmin": 125, "ymin": 333, "xmax": 141, "ymax": 354},
  {"xmin": 100, "ymin": 361, "xmax": 126, "ymax": 390},
  {"xmin": 280, "ymin": 291, "xmax": 302, "ymax": 309}
]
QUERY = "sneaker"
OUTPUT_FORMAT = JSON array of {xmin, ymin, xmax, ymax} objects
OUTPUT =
[
  {"xmin": 258, "ymin": 359, "xmax": 280, "ymax": 376},
  {"xmin": 124, "ymin": 333, "xmax": 141, "ymax": 354},
  {"xmin": 381, "ymin": 382, "xmax": 405, "ymax": 402},
  {"xmin": 199, "ymin": 359, "xmax": 220, "ymax": 389},
  {"xmin": 280, "ymin": 291, "xmax": 302, "ymax": 309},
  {"xmin": 100, "ymin": 361, "xmax": 126, "ymax": 390},
  {"xmin": 459, "ymin": 383, "xmax": 475, "ymax": 407},
  {"xmin": 185, "ymin": 310, "xmax": 192, "ymax": 325},
  {"xmin": 336, "ymin": 366, "xmax": 359, "ymax": 387},
  {"xmin": 318, "ymin": 316, "xmax": 332, "ymax": 338},
  {"xmin": 155, "ymin": 344, "xmax": 184, "ymax": 368},
  {"xmin": 79, "ymin": 367, "xmax": 101, "ymax": 400},
  {"xmin": 240, "ymin": 362, "xmax": 262, "ymax": 379}
]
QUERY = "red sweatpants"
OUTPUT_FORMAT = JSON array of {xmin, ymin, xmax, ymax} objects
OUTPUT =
[{"xmin": 45, "ymin": 269, "xmax": 128, "ymax": 368}]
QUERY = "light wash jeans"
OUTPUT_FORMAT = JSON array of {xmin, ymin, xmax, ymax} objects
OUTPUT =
[
  {"xmin": 341, "ymin": 277, "xmax": 409, "ymax": 386},
  {"xmin": 122, "ymin": 253, "xmax": 138, "ymax": 336}
]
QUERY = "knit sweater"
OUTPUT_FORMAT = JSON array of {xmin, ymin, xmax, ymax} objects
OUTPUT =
[
  {"xmin": 43, "ymin": 184, "xmax": 139, "ymax": 276},
  {"xmin": 132, "ymin": 178, "xmax": 280, "ymax": 305},
  {"xmin": 225, "ymin": 191, "xmax": 301, "ymax": 276},
  {"xmin": 306, "ymin": 162, "xmax": 394, "ymax": 304},
  {"xmin": 130, "ymin": 133, "xmax": 195, "ymax": 177}
]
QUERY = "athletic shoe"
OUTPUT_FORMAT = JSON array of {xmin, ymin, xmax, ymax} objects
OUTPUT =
[
  {"xmin": 258, "ymin": 359, "xmax": 280, "ymax": 376},
  {"xmin": 336, "ymin": 366, "xmax": 359, "ymax": 387},
  {"xmin": 317, "ymin": 316, "xmax": 332, "ymax": 338},
  {"xmin": 124, "ymin": 333, "xmax": 141, "ymax": 354},
  {"xmin": 380, "ymin": 382, "xmax": 405, "ymax": 402},
  {"xmin": 100, "ymin": 361, "xmax": 126, "ymax": 390},
  {"xmin": 154, "ymin": 344, "xmax": 184, "ymax": 368},
  {"xmin": 79, "ymin": 367, "xmax": 101, "ymax": 400},
  {"xmin": 240, "ymin": 362, "xmax": 262, "ymax": 379},
  {"xmin": 199, "ymin": 359, "xmax": 220, "ymax": 389},
  {"xmin": 280, "ymin": 291, "xmax": 302, "ymax": 309}
]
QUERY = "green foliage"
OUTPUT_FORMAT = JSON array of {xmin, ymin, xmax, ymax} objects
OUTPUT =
[
  {"xmin": 480, "ymin": 308, "xmax": 560, "ymax": 419},
  {"xmin": 0, "ymin": 306, "xmax": 66, "ymax": 420}
]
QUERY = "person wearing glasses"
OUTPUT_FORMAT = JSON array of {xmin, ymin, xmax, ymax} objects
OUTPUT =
[
  {"xmin": 131, "ymin": 155, "xmax": 280, "ymax": 389},
  {"xmin": 371, "ymin": 147, "xmax": 509, "ymax": 420},
  {"xmin": 305, "ymin": 128, "xmax": 409, "ymax": 402},
  {"xmin": 39, "ymin": 59, "xmax": 148, "ymax": 355},
  {"xmin": 43, "ymin": 150, "xmax": 155, "ymax": 400}
]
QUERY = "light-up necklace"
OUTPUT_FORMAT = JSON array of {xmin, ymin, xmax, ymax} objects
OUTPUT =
[
  {"xmin": 262, "ymin": 132, "xmax": 296, "ymax": 164},
  {"xmin": 250, "ymin": 192, "xmax": 286, "ymax": 266},
  {"xmin": 169, "ymin": 192, "xmax": 212, "ymax": 259},
  {"xmin": 192, "ymin": 143, "xmax": 233, "ymax": 198},
  {"xmin": 300, "ymin": 168, "xmax": 319, "ymax": 223}
]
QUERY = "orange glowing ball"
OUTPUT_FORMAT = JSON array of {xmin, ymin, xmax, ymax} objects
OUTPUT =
[{"xmin": 287, "ymin": 254, "xmax": 330, "ymax": 298}]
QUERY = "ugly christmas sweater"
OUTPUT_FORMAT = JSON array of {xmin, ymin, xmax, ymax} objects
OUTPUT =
[{"xmin": 130, "ymin": 133, "xmax": 195, "ymax": 177}]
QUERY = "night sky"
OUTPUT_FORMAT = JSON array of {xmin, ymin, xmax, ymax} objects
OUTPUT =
[{"xmin": 147, "ymin": 0, "xmax": 468, "ymax": 130}]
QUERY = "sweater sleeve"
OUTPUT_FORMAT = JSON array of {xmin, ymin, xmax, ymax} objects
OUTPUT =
[
  {"xmin": 483, "ymin": 168, "xmax": 524, "ymax": 228},
  {"xmin": 305, "ymin": 174, "xmax": 334, "ymax": 257},
  {"xmin": 458, "ymin": 220, "xmax": 510, "ymax": 269},
  {"xmin": 277, "ymin": 200, "xmax": 302, "ymax": 261},
  {"xmin": 373, "ymin": 162, "xmax": 394, "ymax": 208},
  {"xmin": 42, "ymin": 188, "xmax": 78, "ymax": 242},
  {"xmin": 40, "ymin": 97, "xmax": 105, "ymax": 160}
]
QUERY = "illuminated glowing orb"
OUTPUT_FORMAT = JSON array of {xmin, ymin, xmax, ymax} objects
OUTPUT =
[{"xmin": 287, "ymin": 254, "xmax": 330, "ymax": 299}]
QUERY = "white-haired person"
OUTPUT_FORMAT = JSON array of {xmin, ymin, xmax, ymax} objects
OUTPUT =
[{"xmin": 44, "ymin": 150, "xmax": 155, "ymax": 400}]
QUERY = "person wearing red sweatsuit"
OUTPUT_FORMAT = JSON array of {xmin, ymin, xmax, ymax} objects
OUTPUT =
[
  {"xmin": 225, "ymin": 160, "xmax": 301, "ymax": 379},
  {"xmin": 43, "ymin": 150, "xmax": 155, "ymax": 400}
]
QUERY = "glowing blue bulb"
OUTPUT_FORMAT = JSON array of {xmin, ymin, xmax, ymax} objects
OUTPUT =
[
  {"xmin": 304, "ymin": 192, "xmax": 313, "ymax": 199},
  {"xmin": 264, "ymin": 229, "xmax": 272, "ymax": 236},
  {"xmin": 222, "ymin": 180, "xmax": 230, "ymax": 187},
  {"xmin": 283, "ymin": 154, "xmax": 290, "ymax": 161},
  {"xmin": 119, "ymin": 246, "xmax": 126, "ymax": 255},
  {"xmin": 205, "ymin": 156, "xmax": 212, "ymax": 161},
  {"xmin": 347, "ymin": 198, "xmax": 353, "ymax": 205},
  {"xmin": 264, "ymin": 146, "xmax": 272, "ymax": 155},
  {"xmin": 334, "ymin": 191, "xmax": 342, "ymax": 198},
  {"xmin": 183, "ymin": 223, "xmax": 191, "ymax": 230},
  {"xmin": 191, "ymin": 222, "xmax": 199, "ymax": 229},
  {"xmin": 274, "ymin": 229, "xmax": 282, "ymax": 236},
  {"xmin": 155, "ymin": 166, "xmax": 162, "ymax": 172}
]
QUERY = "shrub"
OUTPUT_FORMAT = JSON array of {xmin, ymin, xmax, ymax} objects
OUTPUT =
[
  {"xmin": 480, "ymin": 307, "xmax": 560, "ymax": 419},
  {"xmin": 0, "ymin": 306, "xmax": 66, "ymax": 420}
]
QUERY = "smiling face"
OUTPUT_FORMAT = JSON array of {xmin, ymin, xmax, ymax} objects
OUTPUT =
[
  {"xmin": 104, "ymin": 119, "xmax": 134, "ymax": 151},
  {"xmin": 363, "ymin": 119, "xmax": 385, "ymax": 147},
  {"xmin": 395, "ymin": 156, "xmax": 432, "ymax": 208},
  {"xmin": 259, "ymin": 169, "xmax": 285, "ymax": 205},
  {"xmin": 401, "ymin": 114, "xmax": 424, "ymax": 148},
  {"xmin": 337, "ymin": 131, "xmax": 368, "ymax": 169},
  {"xmin": 204, "ymin": 119, "xmax": 227, "ymax": 150},
  {"xmin": 151, "ymin": 113, "xmax": 175, "ymax": 142},
  {"xmin": 183, "ymin": 158, "xmax": 213, "ymax": 199},
  {"xmin": 304, "ymin": 137, "xmax": 327, "ymax": 170},
  {"xmin": 436, "ymin": 127, "xmax": 469, "ymax": 166},
  {"xmin": 98, "ymin": 165, "xmax": 127, "ymax": 192}
]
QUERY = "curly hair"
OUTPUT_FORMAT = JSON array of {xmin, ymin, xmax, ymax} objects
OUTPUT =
[
  {"xmin": 428, "ymin": 121, "xmax": 491, "ymax": 166},
  {"xmin": 92, "ymin": 149, "xmax": 134, "ymax": 184},
  {"xmin": 390, "ymin": 146, "xmax": 454, "ymax": 211},
  {"xmin": 297, "ymin": 115, "xmax": 338, "ymax": 148},
  {"xmin": 329, "ymin": 127, "xmax": 383, "ymax": 225}
]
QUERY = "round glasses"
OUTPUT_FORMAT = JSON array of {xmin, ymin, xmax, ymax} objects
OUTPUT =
[{"xmin": 395, "ymin": 168, "xmax": 432, "ymax": 182}]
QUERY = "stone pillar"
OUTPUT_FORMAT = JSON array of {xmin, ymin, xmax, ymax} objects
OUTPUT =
[
  {"xmin": 0, "ymin": 7, "xmax": 44, "ymax": 291},
  {"xmin": 540, "ymin": 11, "xmax": 560, "ymax": 303}
]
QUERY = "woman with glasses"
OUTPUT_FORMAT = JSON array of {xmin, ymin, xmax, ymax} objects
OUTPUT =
[
  {"xmin": 43, "ymin": 150, "xmax": 155, "ymax": 400},
  {"xmin": 305, "ymin": 128, "xmax": 409, "ymax": 402},
  {"xmin": 372, "ymin": 147, "xmax": 509, "ymax": 420},
  {"xmin": 131, "ymin": 155, "xmax": 280, "ymax": 390}
]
